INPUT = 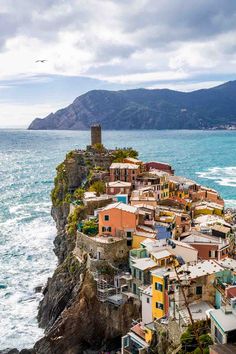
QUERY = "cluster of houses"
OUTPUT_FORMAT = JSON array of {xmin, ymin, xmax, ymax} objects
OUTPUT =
[{"xmin": 72, "ymin": 128, "xmax": 236, "ymax": 354}]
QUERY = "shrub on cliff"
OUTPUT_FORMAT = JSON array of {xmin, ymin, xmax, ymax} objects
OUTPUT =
[
  {"xmin": 82, "ymin": 219, "xmax": 98, "ymax": 236},
  {"xmin": 93, "ymin": 143, "xmax": 106, "ymax": 153},
  {"xmin": 66, "ymin": 150, "xmax": 76, "ymax": 159},
  {"xmin": 51, "ymin": 162, "xmax": 69, "ymax": 206},
  {"xmin": 74, "ymin": 187, "xmax": 85, "ymax": 200},
  {"xmin": 67, "ymin": 205, "xmax": 87, "ymax": 236}
]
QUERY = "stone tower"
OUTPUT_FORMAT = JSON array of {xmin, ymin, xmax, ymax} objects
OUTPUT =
[{"xmin": 91, "ymin": 124, "xmax": 102, "ymax": 146}]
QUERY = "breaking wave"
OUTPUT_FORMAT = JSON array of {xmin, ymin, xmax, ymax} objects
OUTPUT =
[{"xmin": 196, "ymin": 166, "xmax": 236, "ymax": 187}]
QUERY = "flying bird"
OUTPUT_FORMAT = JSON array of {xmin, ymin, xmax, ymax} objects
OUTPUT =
[{"xmin": 35, "ymin": 59, "xmax": 47, "ymax": 63}]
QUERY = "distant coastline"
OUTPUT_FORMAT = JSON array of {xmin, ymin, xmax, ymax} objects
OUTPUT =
[{"xmin": 28, "ymin": 80, "xmax": 236, "ymax": 130}]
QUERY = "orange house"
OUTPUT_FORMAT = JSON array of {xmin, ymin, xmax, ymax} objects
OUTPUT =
[
  {"xmin": 99, "ymin": 202, "xmax": 139, "ymax": 241},
  {"xmin": 191, "ymin": 187, "xmax": 224, "ymax": 206}
]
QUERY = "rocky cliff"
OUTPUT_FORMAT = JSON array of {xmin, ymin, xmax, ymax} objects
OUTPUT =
[
  {"xmin": 31, "ymin": 147, "xmax": 140, "ymax": 354},
  {"xmin": 35, "ymin": 269, "xmax": 140, "ymax": 354},
  {"xmin": 28, "ymin": 80, "xmax": 236, "ymax": 130}
]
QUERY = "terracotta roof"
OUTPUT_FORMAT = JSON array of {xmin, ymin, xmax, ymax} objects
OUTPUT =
[
  {"xmin": 227, "ymin": 286, "xmax": 236, "ymax": 299},
  {"xmin": 131, "ymin": 323, "xmax": 146, "ymax": 340}
]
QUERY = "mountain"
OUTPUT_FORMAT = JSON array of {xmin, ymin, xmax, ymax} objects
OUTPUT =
[{"xmin": 28, "ymin": 80, "xmax": 236, "ymax": 130}]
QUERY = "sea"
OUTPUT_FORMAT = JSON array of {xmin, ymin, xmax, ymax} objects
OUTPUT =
[{"xmin": 0, "ymin": 129, "xmax": 236, "ymax": 349}]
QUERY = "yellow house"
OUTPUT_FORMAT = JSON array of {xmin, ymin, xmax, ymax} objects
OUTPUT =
[
  {"xmin": 155, "ymin": 209, "xmax": 175, "ymax": 224},
  {"xmin": 194, "ymin": 204, "xmax": 214, "ymax": 216},
  {"xmin": 144, "ymin": 324, "xmax": 155, "ymax": 344},
  {"xmin": 150, "ymin": 249, "xmax": 174, "ymax": 267},
  {"xmin": 132, "ymin": 227, "xmax": 156, "ymax": 249},
  {"xmin": 160, "ymin": 180, "xmax": 170, "ymax": 200},
  {"xmin": 151, "ymin": 268, "xmax": 168, "ymax": 320},
  {"xmin": 193, "ymin": 202, "xmax": 224, "ymax": 217}
]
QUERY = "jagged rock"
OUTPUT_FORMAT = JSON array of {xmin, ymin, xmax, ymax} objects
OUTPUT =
[
  {"xmin": 34, "ymin": 286, "xmax": 43, "ymax": 293},
  {"xmin": 34, "ymin": 272, "xmax": 140, "ymax": 354},
  {"xmin": 37, "ymin": 254, "xmax": 84, "ymax": 330}
]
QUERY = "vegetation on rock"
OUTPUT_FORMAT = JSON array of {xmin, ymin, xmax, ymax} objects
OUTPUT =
[
  {"xmin": 92, "ymin": 143, "xmax": 106, "ymax": 152},
  {"xmin": 82, "ymin": 219, "xmax": 98, "ymax": 236},
  {"xmin": 180, "ymin": 320, "xmax": 212, "ymax": 354},
  {"xmin": 74, "ymin": 187, "xmax": 85, "ymax": 200},
  {"xmin": 89, "ymin": 180, "xmax": 106, "ymax": 196},
  {"xmin": 51, "ymin": 162, "xmax": 68, "ymax": 206},
  {"xmin": 112, "ymin": 147, "xmax": 138, "ymax": 162},
  {"xmin": 67, "ymin": 205, "xmax": 87, "ymax": 236}
]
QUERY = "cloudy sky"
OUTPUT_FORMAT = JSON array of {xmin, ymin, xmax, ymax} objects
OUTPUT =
[{"xmin": 1, "ymin": 0, "xmax": 236, "ymax": 127}]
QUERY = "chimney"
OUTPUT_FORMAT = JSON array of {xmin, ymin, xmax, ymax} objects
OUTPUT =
[{"xmin": 91, "ymin": 124, "xmax": 102, "ymax": 146}]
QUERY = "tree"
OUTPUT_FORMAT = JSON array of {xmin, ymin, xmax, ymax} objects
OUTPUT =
[
  {"xmin": 174, "ymin": 265, "xmax": 205, "ymax": 354},
  {"xmin": 113, "ymin": 148, "xmax": 138, "ymax": 162},
  {"xmin": 89, "ymin": 180, "xmax": 105, "ymax": 196},
  {"xmin": 181, "ymin": 329, "xmax": 197, "ymax": 353}
]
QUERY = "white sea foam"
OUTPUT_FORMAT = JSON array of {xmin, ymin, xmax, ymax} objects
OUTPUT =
[
  {"xmin": 196, "ymin": 166, "xmax": 236, "ymax": 187},
  {"xmin": 0, "ymin": 216, "xmax": 56, "ymax": 349},
  {"xmin": 225, "ymin": 199, "xmax": 236, "ymax": 208}
]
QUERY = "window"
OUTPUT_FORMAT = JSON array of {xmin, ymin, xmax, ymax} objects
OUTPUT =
[
  {"xmin": 127, "ymin": 239, "xmax": 132, "ymax": 246},
  {"xmin": 209, "ymin": 250, "xmax": 216, "ymax": 258},
  {"xmin": 147, "ymin": 297, "xmax": 150, "ymax": 304},
  {"xmin": 214, "ymin": 326, "xmax": 223, "ymax": 344},
  {"xmin": 133, "ymin": 268, "xmax": 136, "ymax": 277},
  {"xmin": 156, "ymin": 302, "xmax": 164, "ymax": 310},
  {"xmin": 139, "ymin": 271, "xmax": 142, "ymax": 280},
  {"xmin": 127, "ymin": 231, "xmax": 132, "ymax": 238},
  {"xmin": 155, "ymin": 282, "xmax": 163, "ymax": 292},
  {"xmin": 102, "ymin": 226, "xmax": 111, "ymax": 232},
  {"xmin": 104, "ymin": 215, "xmax": 109, "ymax": 221},
  {"xmin": 196, "ymin": 286, "xmax": 202, "ymax": 295}
]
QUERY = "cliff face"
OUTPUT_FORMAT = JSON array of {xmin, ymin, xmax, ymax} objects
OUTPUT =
[
  {"xmin": 35, "ymin": 270, "xmax": 140, "ymax": 354},
  {"xmin": 34, "ymin": 147, "xmax": 140, "ymax": 353},
  {"xmin": 28, "ymin": 81, "xmax": 236, "ymax": 130}
]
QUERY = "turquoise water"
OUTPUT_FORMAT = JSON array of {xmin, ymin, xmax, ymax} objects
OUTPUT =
[{"xmin": 0, "ymin": 129, "xmax": 236, "ymax": 349}]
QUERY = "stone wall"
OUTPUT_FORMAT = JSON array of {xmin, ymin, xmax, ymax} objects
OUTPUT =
[
  {"xmin": 76, "ymin": 231, "xmax": 129, "ymax": 265},
  {"xmin": 75, "ymin": 149, "xmax": 114, "ymax": 171},
  {"xmin": 176, "ymin": 273, "xmax": 217, "ymax": 307}
]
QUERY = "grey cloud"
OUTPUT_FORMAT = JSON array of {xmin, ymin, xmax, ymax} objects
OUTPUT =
[
  {"xmin": 1, "ymin": 0, "xmax": 236, "ymax": 50},
  {"xmin": 110, "ymin": 0, "xmax": 236, "ymax": 54},
  {"xmin": 1, "ymin": 0, "xmax": 236, "ymax": 77}
]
